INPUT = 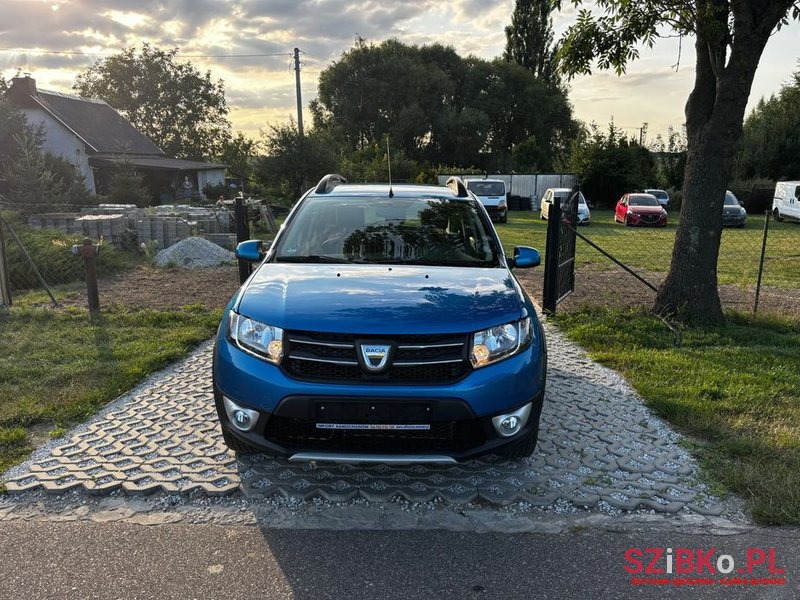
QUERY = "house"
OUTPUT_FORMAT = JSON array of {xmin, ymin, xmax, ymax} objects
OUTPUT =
[{"xmin": 5, "ymin": 74, "xmax": 226, "ymax": 201}]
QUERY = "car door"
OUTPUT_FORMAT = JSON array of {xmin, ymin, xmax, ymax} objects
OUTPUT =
[
  {"xmin": 616, "ymin": 195, "xmax": 627, "ymax": 221},
  {"xmin": 791, "ymin": 185, "xmax": 800, "ymax": 220},
  {"xmin": 541, "ymin": 190, "xmax": 551, "ymax": 218}
]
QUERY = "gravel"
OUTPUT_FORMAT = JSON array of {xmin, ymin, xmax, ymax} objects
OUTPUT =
[{"xmin": 154, "ymin": 236, "xmax": 235, "ymax": 269}]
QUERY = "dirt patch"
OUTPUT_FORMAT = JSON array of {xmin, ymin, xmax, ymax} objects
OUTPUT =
[
  {"xmin": 515, "ymin": 267, "xmax": 800, "ymax": 318},
  {"xmin": 58, "ymin": 266, "xmax": 240, "ymax": 311}
]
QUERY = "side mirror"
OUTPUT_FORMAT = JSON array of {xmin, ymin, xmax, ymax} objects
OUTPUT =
[
  {"xmin": 512, "ymin": 246, "xmax": 541, "ymax": 269},
  {"xmin": 235, "ymin": 240, "xmax": 268, "ymax": 262}
]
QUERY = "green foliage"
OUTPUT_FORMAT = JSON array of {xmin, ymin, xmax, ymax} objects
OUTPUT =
[
  {"xmin": 216, "ymin": 131, "xmax": 259, "ymax": 182},
  {"xmin": 555, "ymin": 308, "xmax": 800, "ymax": 524},
  {"xmin": 736, "ymin": 66, "xmax": 800, "ymax": 179},
  {"xmin": 106, "ymin": 159, "xmax": 151, "ymax": 207},
  {"xmin": 340, "ymin": 142, "xmax": 420, "ymax": 183},
  {"xmin": 256, "ymin": 120, "xmax": 338, "ymax": 202},
  {"xmin": 650, "ymin": 125, "xmax": 687, "ymax": 190},
  {"xmin": 3, "ymin": 215, "xmax": 136, "ymax": 291},
  {"xmin": 73, "ymin": 44, "xmax": 231, "ymax": 160},
  {"xmin": 569, "ymin": 121, "xmax": 656, "ymax": 206},
  {"xmin": 504, "ymin": 0, "xmax": 560, "ymax": 85},
  {"xmin": 312, "ymin": 39, "xmax": 577, "ymax": 172}
]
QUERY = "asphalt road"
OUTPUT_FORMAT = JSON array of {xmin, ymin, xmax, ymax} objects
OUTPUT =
[{"xmin": 1, "ymin": 522, "xmax": 798, "ymax": 600}]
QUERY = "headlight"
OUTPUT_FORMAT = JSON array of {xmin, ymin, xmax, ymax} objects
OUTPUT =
[
  {"xmin": 470, "ymin": 317, "xmax": 533, "ymax": 368},
  {"xmin": 228, "ymin": 312, "xmax": 284, "ymax": 364}
]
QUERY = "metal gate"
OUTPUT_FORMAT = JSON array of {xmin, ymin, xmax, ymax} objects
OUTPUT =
[{"xmin": 542, "ymin": 189, "xmax": 579, "ymax": 313}]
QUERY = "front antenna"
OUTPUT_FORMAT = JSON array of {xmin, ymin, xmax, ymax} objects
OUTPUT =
[{"xmin": 387, "ymin": 137, "xmax": 394, "ymax": 198}]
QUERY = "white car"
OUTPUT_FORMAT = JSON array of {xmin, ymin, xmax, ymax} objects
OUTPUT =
[
  {"xmin": 644, "ymin": 188, "xmax": 670, "ymax": 208},
  {"xmin": 540, "ymin": 188, "xmax": 590, "ymax": 224},
  {"xmin": 464, "ymin": 178, "xmax": 508, "ymax": 223},
  {"xmin": 772, "ymin": 181, "xmax": 800, "ymax": 222}
]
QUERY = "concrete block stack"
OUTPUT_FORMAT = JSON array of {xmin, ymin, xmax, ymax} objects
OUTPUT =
[
  {"xmin": 27, "ymin": 213, "xmax": 83, "ymax": 234},
  {"xmin": 135, "ymin": 216, "xmax": 190, "ymax": 249},
  {"xmin": 75, "ymin": 214, "xmax": 126, "ymax": 246}
]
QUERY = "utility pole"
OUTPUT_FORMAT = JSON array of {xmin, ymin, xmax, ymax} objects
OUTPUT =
[
  {"xmin": 293, "ymin": 47, "xmax": 306, "ymax": 189},
  {"xmin": 293, "ymin": 48, "xmax": 304, "ymax": 139},
  {"xmin": 639, "ymin": 122, "xmax": 648, "ymax": 146}
]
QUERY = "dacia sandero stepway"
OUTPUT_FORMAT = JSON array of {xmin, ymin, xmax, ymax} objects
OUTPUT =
[{"xmin": 212, "ymin": 175, "xmax": 547, "ymax": 464}]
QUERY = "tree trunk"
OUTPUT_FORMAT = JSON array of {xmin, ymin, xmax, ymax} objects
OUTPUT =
[{"xmin": 653, "ymin": 1, "xmax": 787, "ymax": 324}]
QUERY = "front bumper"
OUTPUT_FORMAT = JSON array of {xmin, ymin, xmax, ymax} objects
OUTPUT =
[
  {"xmin": 723, "ymin": 214, "xmax": 747, "ymax": 227},
  {"xmin": 214, "ymin": 388, "xmax": 545, "ymax": 461},
  {"xmin": 485, "ymin": 205, "xmax": 508, "ymax": 221},
  {"xmin": 213, "ymin": 327, "xmax": 547, "ymax": 460}
]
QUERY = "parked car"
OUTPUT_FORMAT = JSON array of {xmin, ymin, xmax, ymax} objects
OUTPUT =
[
  {"xmin": 614, "ymin": 193, "xmax": 668, "ymax": 227},
  {"xmin": 213, "ymin": 175, "xmax": 547, "ymax": 463},
  {"xmin": 772, "ymin": 181, "xmax": 800, "ymax": 222},
  {"xmin": 464, "ymin": 178, "xmax": 508, "ymax": 223},
  {"xmin": 644, "ymin": 188, "xmax": 670, "ymax": 208},
  {"xmin": 540, "ymin": 188, "xmax": 589, "ymax": 223},
  {"xmin": 722, "ymin": 190, "xmax": 747, "ymax": 228}
]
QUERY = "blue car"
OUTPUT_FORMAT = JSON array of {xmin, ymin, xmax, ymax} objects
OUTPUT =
[{"xmin": 212, "ymin": 175, "xmax": 547, "ymax": 464}]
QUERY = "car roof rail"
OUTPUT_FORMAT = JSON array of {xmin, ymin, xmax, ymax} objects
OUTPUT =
[
  {"xmin": 314, "ymin": 174, "xmax": 347, "ymax": 194},
  {"xmin": 446, "ymin": 176, "xmax": 469, "ymax": 198}
]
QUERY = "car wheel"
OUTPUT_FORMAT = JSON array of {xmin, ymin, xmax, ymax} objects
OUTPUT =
[
  {"xmin": 624, "ymin": 216, "xmax": 631, "ymax": 227},
  {"xmin": 540, "ymin": 213, "xmax": 546, "ymax": 220},
  {"xmin": 500, "ymin": 214, "xmax": 507, "ymax": 223},
  {"xmin": 221, "ymin": 428, "xmax": 261, "ymax": 455},
  {"xmin": 497, "ymin": 427, "xmax": 540, "ymax": 459},
  {"xmin": 774, "ymin": 208, "xmax": 784, "ymax": 222}
]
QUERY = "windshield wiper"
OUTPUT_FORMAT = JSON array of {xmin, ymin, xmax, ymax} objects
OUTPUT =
[
  {"xmin": 375, "ymin": 258, "xmax": 495, "ymax": 267},
  {"xmin": 275, "ymin": 255, "xmax": 357, "ymax": 264}
]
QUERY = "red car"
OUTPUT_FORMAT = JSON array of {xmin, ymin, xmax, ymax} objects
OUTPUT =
[{"xmin": 615, "ymin": 193, "xmax": 668, "ymax": 227}]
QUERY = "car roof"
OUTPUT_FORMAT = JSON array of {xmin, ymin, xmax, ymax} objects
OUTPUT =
[
  {"xmin": 547, "ymin": 188, "xmax": 574, "ymax": 193},
  {"xmin": 644, "ymin": 188, "xmax": 667, "ymax": 192},
  {"xmin": 629, "ymin": 193, "xmax": 657, "ymax": 198},
  {"xmin": 308, "ymin": 183, "xmax": 467, "ymax": 200},
  {"xmin": 464, "ymin": 178, "xmax": 504, "ymax": 183}
]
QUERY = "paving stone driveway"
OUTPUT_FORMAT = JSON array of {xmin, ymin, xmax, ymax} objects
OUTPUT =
[{"xmin": 3, "ymin": 323, "xmax": 727, "ymax": 516}]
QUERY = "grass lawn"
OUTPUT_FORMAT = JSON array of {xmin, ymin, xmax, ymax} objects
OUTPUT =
[
  {"xmin": 0, "ymin": 306, "xmax": 222, "ymax": 473},
  {"xmin": 555, "ymin": 307, "xmax": 800, "ymax": 525},
  {"xmin": 497, "ymin": 209, "xmax": 800, "ymax": 289}
]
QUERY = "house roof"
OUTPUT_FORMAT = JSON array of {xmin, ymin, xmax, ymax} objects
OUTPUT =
[
  {"xmin": 89, "ymin": 155, "xmax": 226, "ymax": 172},
  {"xmin": 31, "ymin": 89, "xmax": 164, "ymax": 155}
]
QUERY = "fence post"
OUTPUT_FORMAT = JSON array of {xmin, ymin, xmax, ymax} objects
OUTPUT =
[
  {"xmin": 0, "ymin": 213, "xmax": 11, "ymax": 307},
  {"xmin": 234, "ymin": 197, "xmax": 252, "ymax": 285},
  {"xmin": 542, "ymin": 198, "xmax": 561, "ymax": 314},
  {"xmin": 753, "ymin": 210, "xmax": 770, "ymax": 314},
  {"xmin": 73, "ymin": 238, "xmax": 101, "ymax": 314}
]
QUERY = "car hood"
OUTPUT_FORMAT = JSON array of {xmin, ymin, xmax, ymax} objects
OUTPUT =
[
  {"xmin": 628, "ymin": 206, "xmax": 664, "ymax": 214},
  {"xmin": 236, "ymin": 264, "xmax": 525, "ymax": 335}
]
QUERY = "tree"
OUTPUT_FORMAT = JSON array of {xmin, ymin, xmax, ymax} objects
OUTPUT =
[
  {"xmin": 556, "ymin": 0, "xmax": 799, "ymax": 323},
  {"xmin": 257, "ymin": 121, "xmax": 337, "ymax": 202},
  {"xmin": 735, "ymin": 65, "xmax": 800, "ymax": 179},
  {"xmin": 651, "ymin": 125, "xmax": 687, "ymax": 190},
  {"xmin": 74, "ymin": 44, "xmax": 231, "ymax": 160},
  {"xmin": 504, "ymin": 0, "xmax": 560, "ymax": 84},
  {"xmin": 312, "ymin": 39, "xmax": 576, "ymax": 172},
  {"xmin": 217, "ymin": 132, "xmax": 259, "ymax": 183},
  {"xmin": 570, "ymin": 121, "xmax": 656, "ymax": 206}
]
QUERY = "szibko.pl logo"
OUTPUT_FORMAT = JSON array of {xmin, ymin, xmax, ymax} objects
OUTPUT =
[{"xmin": 624, "ymin": 547, "xmax": 786, "ymax": 586}]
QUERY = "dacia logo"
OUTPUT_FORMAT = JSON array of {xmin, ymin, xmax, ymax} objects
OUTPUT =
[{"xmin": 360, "ymin": 344, "xmax": 392, "ymax": 371}]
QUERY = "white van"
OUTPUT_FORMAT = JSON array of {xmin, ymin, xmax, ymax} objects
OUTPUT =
[
  {"xmin": 773, "ymin": 181, "xmax": 800, "ymax": 222},
  {"xmin": 464, "ymin": 178, "xmax": 508, "ymax": 223}
]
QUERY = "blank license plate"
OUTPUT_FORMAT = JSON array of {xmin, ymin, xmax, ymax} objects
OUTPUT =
[{"xmin": 315, "ymin": 423, "xmax": 431, "ymax": 431}]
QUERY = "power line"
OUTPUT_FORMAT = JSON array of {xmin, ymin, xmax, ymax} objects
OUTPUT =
[{"xmin": 0, "ymin": 47, "xmax": 291, "ymax": 59}]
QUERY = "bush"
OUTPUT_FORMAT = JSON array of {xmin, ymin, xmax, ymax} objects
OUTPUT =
[{"xmin": 3, "ymin": 216, "xmax": 137, "ymax": 291}]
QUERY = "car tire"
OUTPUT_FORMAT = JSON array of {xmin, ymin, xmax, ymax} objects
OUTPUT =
[
  {"xmin": 497, "ymin": 427, "xmax": 540, "ymax": 459},
  {"xmin": 500, "ymin": 214, "xmax": 507, "ymax": 223},
  {"xmin": 221, "ymin": 428, "xmax": 261, "ymax": 455},
  {"xmin": 540, "ymin": 213, "xmax": 546, "ymax": 220},
  {"xmin": 624, "ymin": 216, "xmax": 631, "ymax": 227},
  {"xmin": 774, "ymin": 208, "xmax": 784, "ymax": 222}
]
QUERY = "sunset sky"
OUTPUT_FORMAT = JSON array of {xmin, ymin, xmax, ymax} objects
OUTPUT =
[{"xmin": 2, "ymin": 0, "xmax": 799, "ymax": 145}]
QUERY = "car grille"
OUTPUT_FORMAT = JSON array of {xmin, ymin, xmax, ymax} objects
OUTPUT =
[
  {"xmin": 283, "ymin": 331, "xmax": 471, "ymax": 384},
  {"xmin": 264, "ymin": 415, "xmax": 485, "ymax": 452},
  {"xmin": 639, "ymin": 213, "xmax": 661, "ymax": 225}
]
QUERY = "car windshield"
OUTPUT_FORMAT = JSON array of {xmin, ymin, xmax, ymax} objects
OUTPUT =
[
  {"xmin": 275, "ymin": 196, "xmax": 499, "ymax": 267},
  {"xmin": 577, "ymin": 194, "xmax": 586, "ymax": 205},
  {"xmin": 629, "ymin": 195, "xmax": 659, "ymax": 207},
  {"xmin": 466, "ymin": 181, "xmax": 505, "ymax": 196},
  {"xmin": 724, "ymin": 193, "xmax": 739, "ymax": 206},
  {"xmin": 647, "ymin": 190, "xmax": 668, "ymax": 200}
]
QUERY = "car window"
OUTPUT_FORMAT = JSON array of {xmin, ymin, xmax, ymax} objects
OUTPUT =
[
  {"xmin": 629, "ymin": 195, "xmax": 659, "ymax": 207},
  {"xmin": 466, "ymin": 181, "xmax": 505, "ymax": 196},
  {"xmin": 724, "ymin": 192, "xmax": 738, "ymax": 206},
  {"xmin": 577, "ymin": 193, "xmax": 586, "ymax": 205},
  {"xmin": 275, "ymin": 196, "xmax": 499, "ymax": 267}
]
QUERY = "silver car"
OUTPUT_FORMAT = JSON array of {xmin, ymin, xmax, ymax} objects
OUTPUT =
[{"xmin": 540, "ymin": 188, "xmax": 590, "ymax": 224}]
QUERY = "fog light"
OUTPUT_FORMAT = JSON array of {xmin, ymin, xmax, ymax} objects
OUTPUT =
[
  {"xmin": 223, "ymin": 396, "xmax": 259, "ymax": 432},
  {"xmin": 491, "ymin": 403, "xmax": 532, "ymax": 438}
]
